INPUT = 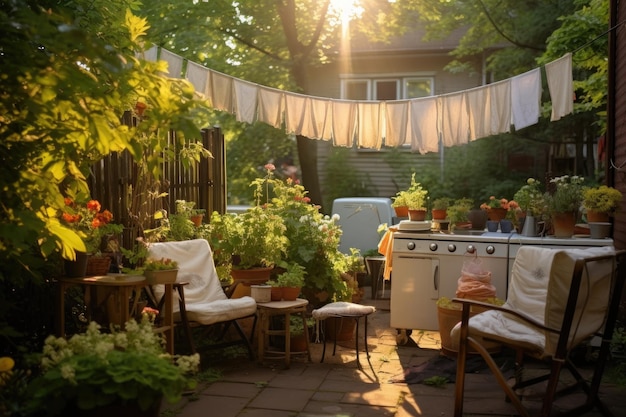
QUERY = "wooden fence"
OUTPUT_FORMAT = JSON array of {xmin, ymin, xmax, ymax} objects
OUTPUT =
[{"xmin": 88, "ymin": 112, "xmax": 225, "ymax": 251}]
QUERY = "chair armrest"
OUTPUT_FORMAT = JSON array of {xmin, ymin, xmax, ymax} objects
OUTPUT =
[{"xmin": 452, "ymin": 297, "xmax": 560, "ymax": 335}]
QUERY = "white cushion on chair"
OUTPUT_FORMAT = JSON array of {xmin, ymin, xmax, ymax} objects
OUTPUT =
[
  {"xmin": 312, "ymin": 301, "xmax": 376, "ymax": 320},
  {"xmin": 450, "ymin": 245, "xmax": 615, "ymax": 357},
  {"xmin": 149, "ymin": 239, "xmax": 257, "ymax": 325}
]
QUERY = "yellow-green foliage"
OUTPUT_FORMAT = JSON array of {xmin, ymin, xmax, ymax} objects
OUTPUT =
[{"xmin": 583, "ymin": 186, "xmax": 623, "ymax": 213}]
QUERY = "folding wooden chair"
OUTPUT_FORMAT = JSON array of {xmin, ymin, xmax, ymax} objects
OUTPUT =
[
  {"xmin": 147, "ymin": 239, "xmax": 257, "ymax": 358},
  {"xmin": 452, "ymin": 245, "xmax": 624, "ymax": 417}
]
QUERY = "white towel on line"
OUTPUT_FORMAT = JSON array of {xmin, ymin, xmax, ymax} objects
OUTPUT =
[
  {"xmin": 511, "ymin": 68, "xmax": 541, "ymax": 130},
  {"xmin": 384, "ymin": 100, "xmax": 410, "ymax": 147},
  {"xmin": 209, "ymin": 70, "xmax": 234, "ymax": 113},
  {"xmin": 257, "ymin": 87, "xmax": 285, "ymax": 129},
  {"xmin": 545, "ymin": 53, "xmax": 574, "ymax": 121},
  {"xmin": 409, "ymin": 97, "xmax": 439, "ymax": 153},
  {"xmin": 159, "ymin": 49, "xmax": 183, "ymax": 78},
  {"xmin": 185, "ymin": 61, "xmax": 210, "ymax": 98},
  {"xmin": 233, "ymin": 79, "xmax": 258, "ymax": 123},
  {"xmin": 331, "ymin": 99, "xmax": 357, "ymax": 147},
  {"xmin": 284, "ymin": 92, "xmax": 307, "ymax": 135},
  {"xmin": 300, "ymin": 96, "xmax": 332, "ymax": 140},
  {"xmin": 357, "ymin": 101, "xmax": 383, "ymax": 149},
  {"xmin": 439, "ymin": 92, "xmax": 469, "ymax": 148}
]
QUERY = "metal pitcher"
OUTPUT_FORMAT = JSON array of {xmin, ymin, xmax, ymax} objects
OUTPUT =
[{"xmin": 521, "ymin": 214, "xmax": 545, "ymax": 237}]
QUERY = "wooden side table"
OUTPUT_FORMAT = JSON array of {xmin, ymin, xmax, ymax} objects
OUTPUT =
[
  {"xmin": 56, "ymin": 275, "xmax": 175, "ymax": 354},
  {"xmin": 256, "ymin": 298, "xmax": 311, "ymax": 368}
]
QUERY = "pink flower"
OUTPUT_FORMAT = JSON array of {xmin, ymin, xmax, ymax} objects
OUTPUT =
[{"xmin": 264, "ymin": 163, "xmax": 275, "ymax": 171}]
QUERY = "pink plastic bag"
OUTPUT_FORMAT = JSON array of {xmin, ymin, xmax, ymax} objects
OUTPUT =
[{"xmin": 455, "ymin": 255, "xmax": 496, "ymax": 300}]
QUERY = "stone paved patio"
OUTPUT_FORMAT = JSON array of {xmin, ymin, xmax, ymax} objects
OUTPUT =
[{"xmin": 164, "ymin": 287, "xmax": 626, "ymax": 417}]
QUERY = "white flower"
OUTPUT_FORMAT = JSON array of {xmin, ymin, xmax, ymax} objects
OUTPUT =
[
  {"xmin": 331, "ymin": 213, "xmax": 340, "ymax": 221},
  {"xmin": 60, "ymin": 364, "xmax": 76, "ymax": 382}
]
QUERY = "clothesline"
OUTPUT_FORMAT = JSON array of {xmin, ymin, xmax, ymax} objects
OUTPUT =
[{"xmin": 143, "ymin": 46, "xmax": 573, "ymax": 152}]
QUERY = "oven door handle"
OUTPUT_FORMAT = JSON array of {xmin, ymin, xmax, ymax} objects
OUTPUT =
[{"xmin": 433, "ymin": 263, "xmax": 439, "ymax": 292}]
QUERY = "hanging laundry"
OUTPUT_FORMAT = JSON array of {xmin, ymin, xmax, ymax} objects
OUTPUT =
[
  {"xmin": 357, "ymin": 101, "xmax": 383, "ymax": 149},
  {"xmin": 466, "ymin": 85, "xmax": 489, "ymax": 140},
  {"xmin": 384, "ymin": 100, "xmax": 410, "ymax": 147},
  {"xmin": 284, "ymin": 92, "xmax": 308, "ymax": 135},
  {"xmin": 487, "ymin": 79, "xmax": 511, "ymax": 135},
  {"xmin": 208, "ymin": 70, "xmax": 233, "ymax": 113},
  {"xmin": 409, "ymin": 97, "xmax": 439, "ymax": 154},
  {"xmin": 511, "ymin": 68, "xmax": 541, "ymax": 130},
  {"xmin": 233, "ymin": 79, "xmax": 258, "ymax": 123},
  {"xmin": 545, "ymin": 53, "xmax": 573, "ymax": 121},
  {"xmin": 331, "ymin": 99, "xmax": 357, "ymax": 147},
  {"xmin": 159, "ymin": 49, "xmax": 183, "ymax": 78},
  {"xmin": 185, "ymin": 61, "xmax": 210, "ymax": 98},
  {"xmin": 439, "ymin": 92, "xmax": 469, "ymax": 148},
  {"xmin": 300, "ymin": 97, "xmax": 332, "ymax": 140},
  {"xmin": 257, "ymin": 87, "xmax": 285, "ymax": 129}
]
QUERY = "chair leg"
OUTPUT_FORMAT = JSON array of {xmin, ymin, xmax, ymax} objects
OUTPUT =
[
  {"xmin": 319, "ymin": 320, "xmax": 327, "ymax": 363},
  {"xmin": 175, "ymin": 285, "xmax": 195, "ymax": 354},
  {"xmin": 232, "ymin": 319, "xmax": 255, "ymax": 360},
  {"xmin": 354, "ymin": 316, "xmax": 361, "ymax": 369}
]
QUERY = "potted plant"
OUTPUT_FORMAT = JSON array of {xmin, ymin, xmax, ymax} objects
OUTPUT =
[
  {"xmin": 447, "ymin": 198, "xmax": 473, "ymax": 231},
  {"xmin": 431, "ymin": 197, "xmax": 451, "ymax": 220},
  {"xmin": 582, "ymin": 185, "xmax": 623, "ymax": 222},
  {"xmin": 479, "ymin": 196, "xmax": 511, "ymax": 221},
  {"xmin": 393, "ymin": 173, "xmax": 428, "ymax": 221},
  {"xmin": 513, "ymin": 178, "xmax": 545, "ymax": 218},
  {"xmin": 274, "ymin": 261, "xmax": 307, "ymax": 301},
  {"xmin": 26, "ymin": 315, "xmax": 199, "ymax": 416},
  {"xmin": 60, "ymin": 197, "xmax": 124, "ymax": 277},
  {"xmin": 251, "ymin": 164, "xmax": 352, "ymax": 307},
  {"xmin": 143, "ymin": 257, "xmax": 179, "ymax": 285},
  {"xmin": 545, "ymin": 175, "xmax": 585, "ymax": 237},
  {"xmin": 289, "ymin": 315, "xmax": 315, "ymax": 352}
]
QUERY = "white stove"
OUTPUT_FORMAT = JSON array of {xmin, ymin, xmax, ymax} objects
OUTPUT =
[{"xmin": 390, "ymin": 229, "xmax": 613, "ymax": 334}]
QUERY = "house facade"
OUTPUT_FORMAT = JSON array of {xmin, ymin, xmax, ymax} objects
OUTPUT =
[{"xmin": 304, "ymin": 26, "xmax": 516, "ymax": 202}]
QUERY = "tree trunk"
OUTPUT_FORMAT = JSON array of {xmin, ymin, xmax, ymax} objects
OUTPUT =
[{"xmin": 297, "ymin": 135, "xmax": 323, "ymax": 208}]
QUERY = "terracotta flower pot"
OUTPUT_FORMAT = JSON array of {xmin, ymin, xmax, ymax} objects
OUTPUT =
[
  {"xmin": 586, "ymin": 210, "xmax": 610, "ymax": 223},
  {"xmin": 487, "ymin": 207, "xmax": 507, "ymax": 222},
  {"xmin": 432, "ymin": 209, "xmax": 447, "ymax": 220},
  {"xmin": 408, "ymin": 209, "xmax": 427, "ymax": 221},
  {"xmin": 394, "ymin": 206, "xmax": 409, "ymax": 218},
  {"xmin": 281, "ymin": 286, "xmax": 301, "ymax": 301},
  {"xmin": 551, "ymin": 211, "xmax": 577, "ymax": 238}
]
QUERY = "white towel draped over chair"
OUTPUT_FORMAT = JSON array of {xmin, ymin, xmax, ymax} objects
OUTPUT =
[{"xmin": 148, "ymin": 239, "xmax": 257, "ymax": 357}]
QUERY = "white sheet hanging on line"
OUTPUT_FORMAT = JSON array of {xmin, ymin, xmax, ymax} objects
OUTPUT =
[
  {"xmin": 357, "ymin": 101, "xmax": 383, "ymax": 149},
  {"xmin": 331, "ymin": 99, "xmax": 357, "ymax": 147},
  {"xmin": 439, "ymin": 92, "xmax": 469, "ymax": 148},
  {"xmin": 208, "ymin": 70, "xmax": 234, "ymax": 113},
  {"xmin": 466, "ymin": 85, "xmax": 489, "ymax": 141},
  {"xmin": 233, "ymin": 79, "xmax": 258, "ymax": 123},
  {"xmin": 159, "ymin": 49, "xmax": 183, "ymax": 78},
  {"xmin": 511, "ymin": 68, "xmax": 541, "ymax": 130},
  {"xmin": 409, "ymin": 97, "xmax": 439, "ymax": 154},
  {"xmin": 185, "ymin": 61, "xmax": 210, "ymax": 98},
  {"xmin": 301, "ymin": 97, "xmax": 332, "ymax": 140},
  {"xmin": 545, "ymin": 53, "xmax": 573, "ymax": 121},
  {"xmin": 384, "ymin": 100, "xmax": 410, "ymax": 147},
  {"xmin": 257, "ymin": 87, "xmax": 285, "ymax": 129},
  {"xmin": 487, "ymin": 79, "xmax": 511, "ymax": 135},
  {"xmin": 284, "ymin": 92, "xmax": 308, "ymax": 135}
]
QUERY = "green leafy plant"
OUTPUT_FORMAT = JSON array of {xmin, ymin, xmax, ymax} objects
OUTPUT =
[
  {"xmin": 26, "ymin": 316, "xmax": 200, "ymax": 416},
  {"xmin": 545, "ymin": 175, "xmax": 585, "ymax": 214},
  {"xmin": 392, "ymin": 173, "xmax": 428, "ymax": 210},
  {"xmin": 275, "ymin": 261, "xmax": 307, "ymax": 288},
  {"xmin": 447, "ymin": 198, "xmax": 473, "ymax": 226},
  {"xmin": 432, "ymin": 197, "xmax": 452, "ymax": 210},
  {"xmin": 583, "ymin": 185, "xmax": 623, "ymax": 214},
  {"xmin": 206, "ymin": 206, "xmax": 288, "ymax": 270},
  {"xmin": 513, "ymin": 178, "xmax": 546, "ymax": 217}
]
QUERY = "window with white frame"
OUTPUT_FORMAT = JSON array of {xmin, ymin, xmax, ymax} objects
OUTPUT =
[{"xmin": 341, "ymin": 76, "xmax": 433, "ymax": 100}]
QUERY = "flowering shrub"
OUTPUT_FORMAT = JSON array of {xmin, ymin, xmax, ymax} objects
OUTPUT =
[
  {"xmin": 258, "ymin": 164, "xmax": 349, "ymax": 303},
  {"xmin": 27, "ymin": 315, "xmax": 199, "ymax": 415},
  {"xmin": 480, "ymin": 196, "xmax": 511, "ymax": 210},
  {"xmin": 61, "ymin": 198, "xmax": 123, "ymax": 254},
  {"xmin": 545, "ymin": 175, "xmax": 585, "ymax": 214}
]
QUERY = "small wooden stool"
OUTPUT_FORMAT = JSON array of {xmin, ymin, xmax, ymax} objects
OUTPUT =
[
  {"xmin": 256, "ymin": 298, "xmax": 311, "ymax": 368},
  {"xmin": 312, "ymin": 302, "xmax": 376, "ymax": 372}
]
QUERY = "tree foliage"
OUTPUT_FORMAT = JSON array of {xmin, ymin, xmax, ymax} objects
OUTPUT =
[{"xmin": 1, "ymin": 0, "xmax": 211, "ymax": 268}]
